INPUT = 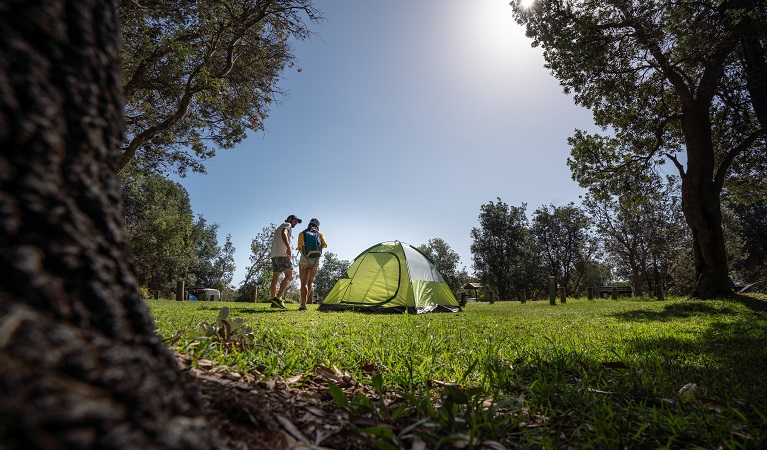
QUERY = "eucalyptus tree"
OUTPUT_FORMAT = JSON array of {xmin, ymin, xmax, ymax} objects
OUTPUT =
[
  {"xmin": 470, "ymin": 198, "xmax": 533, "ymax": 300},
  {"xmin": 117, "ymin": 0, "xmax": 322, "ymax": 176},
  {"xmin": 511, "ymin": 0, "xmax": 767, "ymax": 298},
  {"xmin": 0, "ymin": 1, "xmax": 218, "ymax": 446},
  {"xmin": 418, "ymin": 238, "xmax": 470, "ymax": 295},
  {"xmin": 531, "ymin": 203, "xmax": 594, "ymax": 296}
]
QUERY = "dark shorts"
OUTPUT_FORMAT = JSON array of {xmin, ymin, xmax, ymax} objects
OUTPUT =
[{"xmin": 271, "ymin": 256, "xmax": 293, "ymax": 272}]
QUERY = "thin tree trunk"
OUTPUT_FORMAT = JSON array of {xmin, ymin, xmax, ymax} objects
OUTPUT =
[{"xmin": 0, "ymin": 1, "xmax": 218, "ymax": 448}]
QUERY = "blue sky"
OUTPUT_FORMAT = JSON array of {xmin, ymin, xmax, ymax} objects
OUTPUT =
[{"xmin": 175, "ymin": 0, "xmax": 599, "ymax": 285}]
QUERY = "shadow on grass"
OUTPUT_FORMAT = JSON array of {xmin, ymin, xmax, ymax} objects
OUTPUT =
[
  {"xmin": 234, "ymin": 307, "xmax": 298, "ymax": 314},
  {"xmin": 609, "ymin": 295, "xmax": 767, "ymax": 323},
  {"xmin": 730, "ymin": 293, "xmax": 767, "ymax": 312},
  {"xmin": 607, "ymin": 296, "xmax": 767, "ymax": 397},
  {"xmin": 189, "ymin": 304, "xmax": 298, "ymax": 314}
]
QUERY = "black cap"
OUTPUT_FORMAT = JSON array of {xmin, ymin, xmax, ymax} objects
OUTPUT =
[
  {"xmin": 286, "ymin": 214, "xmax": 302, "ymax": 223},
  {"xmin": 309, "ymin": 218, "xmax": 320, "ymax": 227}
]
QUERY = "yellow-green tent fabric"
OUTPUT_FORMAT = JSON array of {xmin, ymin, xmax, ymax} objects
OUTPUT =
[{"xmin": 318, "ymin": 241, "xmax": 461, "ymax": 313}]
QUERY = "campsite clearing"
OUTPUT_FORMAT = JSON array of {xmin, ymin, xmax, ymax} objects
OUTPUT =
[{"xmin": 148, "ymin": 296, "xmax": 767, "ymax": 449}]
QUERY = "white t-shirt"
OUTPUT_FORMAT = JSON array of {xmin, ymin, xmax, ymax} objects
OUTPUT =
[{"xmin": 270, "ymin": 222, "xmax": 293, "ymax": 258}]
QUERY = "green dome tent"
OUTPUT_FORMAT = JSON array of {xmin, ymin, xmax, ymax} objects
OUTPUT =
[{"xmin": 318, "ymin": 241, "xmax": 461, "ymax": 313}]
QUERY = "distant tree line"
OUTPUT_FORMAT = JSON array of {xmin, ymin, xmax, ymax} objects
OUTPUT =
[
  {"xmin": 119, "ymin": 169, "xmax": 767, "ymax": 302},
  {"xmin": 469, "ymin": 174, "xmax": 767, "ymax": 300}
]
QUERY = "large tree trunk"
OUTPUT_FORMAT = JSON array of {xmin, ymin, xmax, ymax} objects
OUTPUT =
[
  {"xmin": 682, "ymin": 185, "xmax": 731, "ymax": 298},
  {"xmin": 680, "ymin": 104, "xmax": 733, "ymax": 299},
  {"xmin": 0, "ymin": 1, "xmax": 218, "ymax": 448}
]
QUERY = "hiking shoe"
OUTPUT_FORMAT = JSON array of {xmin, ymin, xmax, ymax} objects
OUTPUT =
[
  {"xmin": 270, "ymin": 297, "xmax": 287, "ymax": 309},
  {"xmin": 298, "ymin": 305, "xmax": 307, "ymax": 311}
]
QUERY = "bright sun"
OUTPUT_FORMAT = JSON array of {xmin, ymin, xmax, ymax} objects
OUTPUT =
[{"xmin": 520, "ymin": 0, "xmax": 536, "ymax": 7}]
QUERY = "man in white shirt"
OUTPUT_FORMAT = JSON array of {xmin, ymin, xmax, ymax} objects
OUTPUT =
[{"xmin": 269, "ymin": 214, "xmax": 301, "ymax": 309}]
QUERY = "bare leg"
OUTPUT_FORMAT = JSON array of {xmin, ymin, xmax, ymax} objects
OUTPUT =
[
  {"xmin": 305, "ymin": 267, "xmax": 319, "ymax": 305},
  {"xmin": 277, "ymin": 268, "xmax": 293, "ymax": 299},
  {"xmin": 299, "ymin": 266, "xmax": 309, "ymax": 307},
  {"xmin": 270, "ymin": 271, "xmax": 281, "ymax": 299}
]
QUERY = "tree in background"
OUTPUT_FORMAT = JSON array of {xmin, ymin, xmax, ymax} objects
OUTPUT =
[
  {"xmin": 188, "ymin": 216, "xmax": 236, "ymax": 293},
  {"xmin": 417, "ymin": 238, "xmax": 470, "ymax": 296},
  {"xmin": 470, "ymin": 199, "xmax": 534, "ymax": 300},
  {"xmin": 117, "ymin": 0, "xmax": 322, "ymax": 176},
  {"xmin": 313, "ymin": 252, "xmax": 351, "ymax": 300},
  {"xmin": 512, "ymin": 0, "xmax": 767, "ymax": 298},
  {"xmin": 0, "ymin": 1, "xmax": 218, "ymax": 446},
  {"xmin": 532, "ymin": 203, "xmax": 594, "ymax": 296},
  {"xmin": 121, "ymin": 174, "xmax": 196, "ymax": 294},
  {"xmin": 121, "ymin": 175, "xmax": 237, "ymax": 297},
  {"xmin": 240, "ymin": 224, "xmax": 278, "ymax": 301},
  {"xmin": 583, "ymin": 172, "xmax": 687, "ymax": 296},
  {"xmin": 576, "ymin": 260, "xmax": 613, "ymax": 296},
  {"xmin": 728, "ymin": 198, "xmax": 767, "ymax": 287}
]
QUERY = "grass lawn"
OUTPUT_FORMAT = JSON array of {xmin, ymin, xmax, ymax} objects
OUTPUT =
[{"xmin": 147, "ymin": 295, "xmax": 767, "ymax": 449}]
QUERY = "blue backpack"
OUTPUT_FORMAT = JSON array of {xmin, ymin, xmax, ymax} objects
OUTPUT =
[{"xmin": 302, "ymin": 229, "xmax": 322, "ymax": 259}]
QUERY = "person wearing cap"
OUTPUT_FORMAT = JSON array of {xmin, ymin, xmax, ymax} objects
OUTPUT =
[
  {"xmin": 269, "ymin": 214, "xmax": 302, "ymax": 309},
  {"xmin": 296, "ymin": 218, "xmax": 328, "ymax": 311}
]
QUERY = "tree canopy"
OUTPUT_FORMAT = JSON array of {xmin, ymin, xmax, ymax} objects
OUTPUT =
[
  {"xmin": 512, "ymin": 0, "xmax": 767, "ymax": 298},
  {"xmin": 121, "ymin": 174, "xmax": 195, "ymax": 292},
  {"xmin": 121, "ymin": 174, "xmax": 236, "ymax": 295},
  {"xmin": 532, "ymin": 203, "xmax": 594, "ymax": 296},
  {"xmin": 189, "ymin": 216, "xmax": 236, "ymax": 292},
  {"xmin": 470, "ymin": 198, "xmax": 536, "ymax": 300},
  {"xmin": 117, "ymin": 0, "xmax": 322, "ymax": 176}
]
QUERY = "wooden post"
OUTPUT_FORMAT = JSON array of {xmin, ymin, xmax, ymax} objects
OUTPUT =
[
  {"xmin": 249, "ymin": 286, "xmax": 257, "ymax": 303},
  {"xmin": 519, "ymin": 289, "xmax": 526, "ymax": 304},
  {"xmin": 559, "ymin": 286, "xmax": 566, "ymax": 304},
  {"xmin": 489, "ymin": 292, "xmax": 495, "ymax": 304},
  {"xmin": 587, "ymin": 287, "xmax": 593, "ymax": 300},
  {"xmin": 655, "ymin": 284, "xmax": 664, "ymax": 300},
  {"xmin": 549, "ymin": 276, "xmax": 556, "ymax": 305},
  {"xmin": 611, "ymin": 286, "xmax": 618, "ymax": 300},
  {"xmin": 176, "ymin": 280, "xmax": 184, "ymax": 302}
]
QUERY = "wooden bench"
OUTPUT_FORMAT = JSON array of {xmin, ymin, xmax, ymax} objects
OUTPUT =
[{"xmin": 595, "ymin": 286, "xmax": 633, "ymax": 298}]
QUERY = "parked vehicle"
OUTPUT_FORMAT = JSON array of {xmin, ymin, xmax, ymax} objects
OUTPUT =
[{"xmin": 189, "ymin": 288, "xmax": 221, "ymax": 301}]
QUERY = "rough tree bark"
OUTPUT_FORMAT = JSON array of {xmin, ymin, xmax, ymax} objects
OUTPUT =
[
  {"xmin": 679, "ymin": 103, "xmax": 732, "ymax": 298},
  {"xmin": 0, "ymin": 1, "xmax": 219, "ymax": 448}
]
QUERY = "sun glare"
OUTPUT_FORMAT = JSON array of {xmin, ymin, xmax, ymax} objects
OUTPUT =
[{"xmin": 520, "ymin": 0, "xmax": 536, "ymax": 7}]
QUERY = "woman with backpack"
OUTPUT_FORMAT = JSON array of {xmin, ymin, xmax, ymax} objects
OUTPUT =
[{"xmin": 296, "ymin": 218, "xmax": 327, "ymax": 311}]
